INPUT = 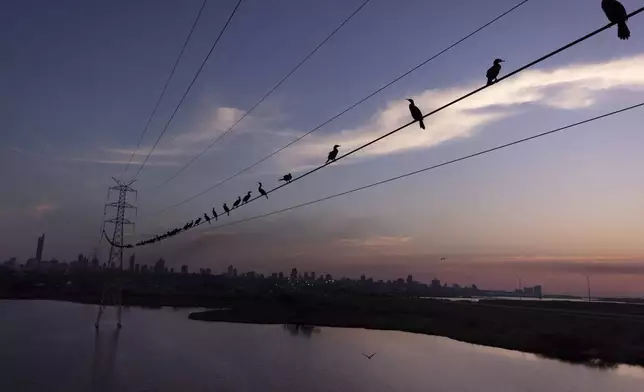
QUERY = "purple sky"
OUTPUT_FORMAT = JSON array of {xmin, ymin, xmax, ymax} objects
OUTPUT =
[{"xmin": 1, "ymin": 0, "xmax": 643, "ymax": 296}]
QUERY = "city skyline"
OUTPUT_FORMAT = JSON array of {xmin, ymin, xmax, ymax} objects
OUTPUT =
[{"xmin": 1, "ymin": 0, "xmax": 643, "ymax": 297}]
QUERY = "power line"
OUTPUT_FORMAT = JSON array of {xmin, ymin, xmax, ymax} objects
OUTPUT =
[
  {"xmin": 132, "ymin": 0, "xmax": 244, "ymax": 180},
  {"xmin": 132, "ymin": 5, "xmax": 644, "ymax": 246},
  {"xmin": 122, "ymin": 0, "xmax": 209, "ymax": 177},
  {"xmin": 154, "ymin": 0, "xmax": 532, "ymax": 212},
  {"xmin": 157, "ymin": 0, "xmax": 373, "ymax": 188},
  {"xmin": 127, "ymin": 101, "xmax": 644, "ymax": 248}
]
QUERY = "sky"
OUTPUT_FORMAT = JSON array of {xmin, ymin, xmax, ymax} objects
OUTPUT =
[{"xmin": 1, "ymin": 0, "xmax": 643, "ymax": 296}]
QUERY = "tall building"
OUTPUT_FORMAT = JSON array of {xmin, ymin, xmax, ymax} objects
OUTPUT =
[
  {"xmin": 227, "ymin": 265, "xmax": 234, "ymax": 276},
  {"xmin": 154, "ymin": 258, "xmax": 165, "ymax": 274},
  {"xmin": 129, "ymin": 253, "xmax": 136, "ymax": 272},
  {"xmin": 36, "ymin": 234, "xmax": 45, "ymax": 262},
  {"xmin": 290, "ymin": 268, "xmax": 298, "ymax": 280},
  {"xmin": 407, "ymin": 275, "xmax": 413, "ymax": 284},
  {"xmin": 181, "ymin": 265, "xmax": 189, "ymax": 274}
]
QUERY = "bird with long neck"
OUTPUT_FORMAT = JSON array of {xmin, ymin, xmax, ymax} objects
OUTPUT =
[
  {"xmin": 486, "ymin": 58, "xmax": 504, "ymax": 86},
  {"xmin": 212, "ymin": 208, "xmax": 218, "ymax": 221},
  {"xmin": 232, "ymin": 196, "xmax": 241, "ymax": 209},
  {"xmin": 406, "ymin": 99, "xmax": 425, "ymax": 130},
  {"xmin": 223, "ymin": 203, "xmax": 230, "ymax": 216},
  {"xmin": 326, "ymin": 145, "xmax": 340, "ymax": 164},
  {"xmin": 602, "ymin": 0, "xmax": 631, "ymax": 40},
  {"xmin": 242, "ymin": 191, "xmax": 252, "ymax": 204},
  {"xmin": 258, "ymin": 182, "xmax": 268, "ymax": 199},
  {"xmin": 204, "ymin": 213, "xmax": 211, "ymax": 225}
]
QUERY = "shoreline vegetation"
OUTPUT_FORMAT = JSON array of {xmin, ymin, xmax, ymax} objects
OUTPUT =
[
  {"xmin": 4, "ymin": 290, "xmax": 644, "ymax": 367},
  {"xmin": 188, "ymin": 295, "xmax": 644, "ymax": 368}
]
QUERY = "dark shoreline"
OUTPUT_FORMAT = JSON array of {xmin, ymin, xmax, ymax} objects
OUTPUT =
[{"xmin": 188, "ymin": 296, "xmax": 644, "ymax": 368}]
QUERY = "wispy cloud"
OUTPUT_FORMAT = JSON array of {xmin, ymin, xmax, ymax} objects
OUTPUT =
[
  {"xmin": 276, "ymin": 55, "xmax": 644, "ymax": 171},
  {"xmin": 337, "ymin": 235, "xmax": 413, "ymax": 248}
]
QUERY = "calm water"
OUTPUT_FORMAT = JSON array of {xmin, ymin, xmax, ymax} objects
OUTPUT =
[{"xmin": 1, "ymin": 300, "xmax": 643, "ymax": 392}]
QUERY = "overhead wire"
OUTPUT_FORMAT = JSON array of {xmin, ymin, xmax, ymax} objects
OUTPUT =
[
  {"xmin": 156, "ymin": 0, "xmax": 373, "ymax": 188},
  {"xmin": 132, "ymin": 0, "xmax": 244, "ymax": 180},
  {"xmin": 153, "ymin": 0, "xmax": 532, "ymax": 212},
  {"xmin": 122, "ymin": 0, "xmax": 209, "ymax": 177},
  {"xmin": 118, "ymin": 101, "xmax": 644, "ymax": 248},
  {"xmin": 131, "ymin": 5, "xmax": 644, "ymax": 247}
]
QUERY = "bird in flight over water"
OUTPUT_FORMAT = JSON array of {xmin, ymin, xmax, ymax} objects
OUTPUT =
[
  {"xmin": 602, "ymin": 0, "xmax": 631, "ymax": 40},
  {"xmin": 407, "ymin": 99, "xmax": 425, "ymax": 130}
]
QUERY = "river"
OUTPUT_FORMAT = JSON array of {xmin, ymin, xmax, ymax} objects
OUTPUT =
[{"xmin": 1, "ymin": 300, "xmax": 642, "ymax": 392}]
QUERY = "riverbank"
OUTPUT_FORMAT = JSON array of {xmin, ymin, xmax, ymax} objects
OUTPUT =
[{"xmin": 189, "ymin": 295, "xmax": 644, "ymax": 367}]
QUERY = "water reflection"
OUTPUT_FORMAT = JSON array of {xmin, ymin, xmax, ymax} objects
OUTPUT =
[
  {"xmin": 283, "ymin": 323, "xmax": 320, "ymax": 337},
  {"xmin": 90, "ymin": 328, "xmax": 120, "ymax": 392}
]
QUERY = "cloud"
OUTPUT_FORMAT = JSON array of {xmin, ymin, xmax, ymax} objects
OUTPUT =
[
  {"xmin": 174, "ymin": 107, "xmax": 245, "ymax": 144},
  {"xmin": 277, "ymin": 55, "xmax": 644, "ymax": 171},
  {"xmin": 31, "ymin": 202, "xmax": 58, "ymax": 218},
  {"xmin": 337, "ymin": 236, "xmax": 413, "ymax": 248}
]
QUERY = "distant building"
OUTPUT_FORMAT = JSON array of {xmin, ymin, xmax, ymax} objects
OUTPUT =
[
  {"xmin": 227, "ymin": 265, "xmax": 234, "ymax": 276},
  {"xmin": 303, "ymin": 272, "xmax": 309, "ymax": 280},
  {"xmin": 232, "ymin": 268, "xmax": 237, "ymax": 277},
  {"xmin": 154, "ymin": 258, "xmax": 165, "ymax": 274},
  {"xmin": 407, "ymin": 275, "xmax": 413, "ymax": 284},
  {"xmin": 278, "ymin": 272, "xmax": 284, "ymax": 279},
  {"xmin": 134, "ymin": 264, "xmax": 140, "ymax": 274},
  {"xmin": 129, "ymin": 254, "xmax": 136, "ymax": 272},
  {"xmin": 431, "ymin": 278, "xmax": 441, "ymax": 289},
  {"xmin": 91, "ymin": 255, "xmax": 99, "ymax": 270},
  {"xmin": 247, "ymin": 271, "xmax": 255, "ymax": 279},
  {"xmin": 310, "ymin": 272, "xmax": 315, "ymax": 280},
  {"xmin": 271, "ymin": 272, "xmax": 278, "ymax": 279},
  {"xmin": 141, "ymin": 265, "xmax": 148, "ymax": 274},
  {"xmin": 534, "ymin": 285, "xmax": 543, "ymax": 298},
  {"xmin": 3, "ymin": 257, "xmax": 17, "ymax": 268},
  {"xmin": 205, "ymin": 268, "xmax": 212, "ymax": 275},
  {"xmin": 36, "ymin": 234, "xmax": 45, "ymax": 262},
  {"xmin": 325, "ymin": 274, "xmax": 332, "ymax": 281},
  {"xmin": 361, "ymin": 274, "xmax": 366, "ymax": 281},
  {"xmin": 181, "ymin": 265, "xmax": 189, "ymax": 274},
  {"xmin": 290, "ymin": 268, "xmax": 298, "ymax": 280}
]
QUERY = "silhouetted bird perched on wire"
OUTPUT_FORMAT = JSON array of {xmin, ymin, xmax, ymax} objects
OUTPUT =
[
  {"xmin": 232, "ymin": 196, "xmax": 241, "ymax": 209},
  {"xmin": 279, "ymin": 173, "xmax": 292, "ymax": 182},
  {"xmin": 223, "ymin": 203, "xmax": 230, "ymax": 216},
  {"xmin": 602, "ymin": 0, "xmax": 631, "ymax": 40},
  {"xmin": 212, "ymin": 208, "xmax": 218, "ymax": 221},
  {"xmin": 486, "ymin": 58, "xmax": 504, "ymax": 86},
  {"xmin": 242, "ymin": 191, "xmax": 251, "ymax": 205},
  {"xmin": 258, "ymin": 182, "xmax": 268, "ymax": 199},
  {"xmin": 326, "ymin": 145, "xmax": 340, "ymax": 164},
  {"xmin": 194, "ymin": 218, "xmax": 202, "ymax": 226},
  {"xmin": 406, "ymin": 99, "xmax": 425, "ymax": 130},
  {"xmin": 204, "ymin": 213, "xmax": 211, "ymax": 225}
]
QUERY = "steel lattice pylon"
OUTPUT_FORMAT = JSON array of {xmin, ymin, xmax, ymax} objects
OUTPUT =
[{"xmin": 96, "ymin": 177, "xmax": 137, "ymax": 329}]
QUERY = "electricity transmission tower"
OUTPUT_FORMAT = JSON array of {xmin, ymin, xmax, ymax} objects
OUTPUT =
[{"xmin": 95, "ymin": 177, "xmax": 137, "ymax": 329}]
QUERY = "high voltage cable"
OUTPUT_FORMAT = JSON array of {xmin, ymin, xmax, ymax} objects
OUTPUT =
[
  {"xmin": 157, "ymin": 0, "xmax": 373, "ymax": 188},
  {"xmin": 132, "ymin": 0, "xmax": 244, "ymax": 180},
  {"xmin": 122, "ymin": 0, "xmax": 209, "ymax": 176},
  {"xmin": 154, "ymin": 0, "xmax": 532, "ymax": 212},
  {"xmin": 131, "ymin": 6, "xmax": 644, "ymax": 247},
  {"xmin": 117, "ymin": 101, "xmax": 644, "ymax": 248}
]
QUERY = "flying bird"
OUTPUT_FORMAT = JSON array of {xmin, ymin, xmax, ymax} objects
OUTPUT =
[
  {"xmin": 258, "ymin": 182, "xmax": 268, "ymax": 199},
  {"xmin": 406, "ymin": 99, "xmax": 425, "ymax": 130},
  {"xmin": 440, "ymin": 257, "xmax": 446, "ymax": 261},
  {"xmin": 602, "ymin": 0, "xmax": 631, "ymax": 40},
  {"xmin": 212, "ymin": 208, "xmax": 218, "ymax": 221},
  {"xmin": 362, "ymin": 352, "xmax": 376, "ymax": 359},
  {"xmin": 204, "ymin": 213, "xmax": 211, "ymax": 225},
  {"xmin": 232, "ymin": 196, "xmax": 241, "ymax": 209},
  {"xmin": 326, "ymin": 145, "xmax": 340, "ymax": 164},
  {"xmin": 242, "ymin": 191, "xmax": 252, "ymax": 204},
  {"xmin": 279, "ymin": 173, "xmax": 293, "ymax": 182},
  {"xmin": 486, "ymin": 58, "xmax": 504, "ymax": 86},
  {"xmin": 223, "ymin": 203, "xmax": 230, "ymax": 216}
]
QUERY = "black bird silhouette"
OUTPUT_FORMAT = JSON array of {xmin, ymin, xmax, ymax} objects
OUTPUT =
[
  {"xmin": 212, "ymin": 208, "xmax": 218, "ymax": 221},
  {"xmin": 258, "ymin": 182, "xmax": 268, "ymax": 199},
  {"xmin": 440, "ymin": 257, "xmax": 446, "ymax": 261},
  {"xmin": 406, "ymin": 98, "xmax": 425, "ymax": 130},
  {"xmin": 204, "ymin": 213, "xmax": 211, "ymax": 225},
  {"xmin": 223, "ymin": 203, "xmax": 230, "ymax": 216},
  {"xmin": 362, "ymin": 352, "xmax": 376, "ymax": 359},
  {"xmin": 602, "ymin": 0, "xmax": 630, "ymax": 40},
  {"xmin": 486, "ymin": 58, "xmax": 504, "ymax": 86},
  {"xmin": 242, "ymin": 191, "xmax": 252, "ymax": 204},
  {"xmin": 194, "ymin": 218, "xmax": 202, "ymax": 226},
  {"xmin": 279, "ymin": 173, "xmax": 293, "ymax": 182},
  {"xmin": 326, "ymin": 145, "xmax": 340, "ymax": 164},
  {"xmin": 232, "ymin": 196, "xmax": 241, "ymax": 209}
]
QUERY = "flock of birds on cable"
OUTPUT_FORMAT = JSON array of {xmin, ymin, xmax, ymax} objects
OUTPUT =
[{"xmin": 135, "ymin": 0, "xmax": 632, "ymax": 248}]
